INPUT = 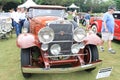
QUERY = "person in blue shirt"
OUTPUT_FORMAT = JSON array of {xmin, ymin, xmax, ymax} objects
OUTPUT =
[
  {"xmin": 84, "ymin": 11, "xmax": 91, "ymax": 30},
  {"xmin": 100, "ymin": 6, "xmax": 117, "ymax": 54}
]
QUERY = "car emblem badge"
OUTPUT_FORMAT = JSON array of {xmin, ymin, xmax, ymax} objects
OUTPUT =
[{"xmin": 60, "ymin": 31, "xmax": 65, "ymax": 36}]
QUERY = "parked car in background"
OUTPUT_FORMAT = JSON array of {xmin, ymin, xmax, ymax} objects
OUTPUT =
[
  {"xmin": 16, "ymin": 5, "xmax": 102, "ymax": 78},
  {"xmin": 0, "ymin": 13, "xmax": 13, "ymax": 39},
  {"xmin": 90, "ymin": 11, "xmax": 120, "ymax": 40}
]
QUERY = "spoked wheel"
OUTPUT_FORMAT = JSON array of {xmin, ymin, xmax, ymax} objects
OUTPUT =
[
  {"xmin": 91, "ymin": 25, "xmax": 97, "ymax": 34},
  {"xmin": 84, "ymin": 45, "xmax": 99, "ymax": 72},
  {"xmin": 21, "ymin": 48, "xmax": 32, "ymax": 78}
]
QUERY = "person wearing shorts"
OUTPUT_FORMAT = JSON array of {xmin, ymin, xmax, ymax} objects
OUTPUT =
[
  {"xmin": 101, "ymin": 32, "xmax": 113, "ymax": 42},
  {"xmin": 100, "ymin": 6, "xmax": 116, "ymax": 54}
]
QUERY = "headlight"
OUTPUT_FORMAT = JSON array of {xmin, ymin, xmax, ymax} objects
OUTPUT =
[
  {"xmin": 6, "ymin": 18, "xmax": 12, "ymax": 23},
  {"xmin": 71, "ymin": 43, "xmax": 80, "ymax": 54},
  {"xmin": 71, "ymin": 43, "xmax": 85, "ymax": 54},
  {"xmin": 73, "ymin": 27, "xmax": 86, "ymax": 42},
  {"xmin": 41, "ymin": 44, "xmax": 48, "ymax": 51},
  {"xmin": 50, "ymin": 44, "xmax": 61, "ymax": 55},
  {"xmin": 38, "ymin": 27, "xmax": 54, "ymax": 44}
]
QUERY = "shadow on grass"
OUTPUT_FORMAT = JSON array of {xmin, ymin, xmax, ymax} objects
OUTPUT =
[
  {"xmin": 24, "ymin": 70, "xmax": 97, "ymax": 80},
  {"xmin": 113, "ymin": 39, "xmax": 120, "ymax": 44}
]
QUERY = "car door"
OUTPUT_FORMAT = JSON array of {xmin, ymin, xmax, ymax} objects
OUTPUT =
[{"xmin": 113, "ymin": 12, "xmax": 120, "ymax": 40}]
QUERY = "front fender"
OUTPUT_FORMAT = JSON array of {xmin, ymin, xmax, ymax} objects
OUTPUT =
[
  {"xmin": 83, "ymin": 33, "xmax": 103, "ymax": 45},
  {"xmin": 17, "ymin": 33, "xmax": 38, "ymax": 48}
]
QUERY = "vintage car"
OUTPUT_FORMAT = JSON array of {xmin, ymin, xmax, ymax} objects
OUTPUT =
[
  {"xmin": 90, "ymin": 11, "xmax": 120, "ymax": 40},
  {"xmin": 0, "ymin": 13, "xmax": 13, "ymax": 39},
  {"xmin": 16, "ymin": 5, "xmax": 102, "ymax": 78}
]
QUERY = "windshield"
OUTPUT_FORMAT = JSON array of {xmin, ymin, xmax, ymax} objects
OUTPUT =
[
  {"xmin": 29, "ymin": 8, "xmax": 65, "ymax": 17},
  {"xmin": 113, "ymin": 13, "xmax": 120, "ymax": 19}
]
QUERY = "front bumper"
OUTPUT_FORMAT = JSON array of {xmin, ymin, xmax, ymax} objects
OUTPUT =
[{"xmin": 22, "ymin": 60, "xmax": 102, "ymax": 73}]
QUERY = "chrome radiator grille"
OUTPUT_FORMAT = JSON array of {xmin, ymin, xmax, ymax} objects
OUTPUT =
[
  {"xmin": 49, "ymin": 24, "xmax": 73, "ymax": 41},
  {"xmin": 48, "ymin": 24, "xmax": 73, "ymax": 55}
]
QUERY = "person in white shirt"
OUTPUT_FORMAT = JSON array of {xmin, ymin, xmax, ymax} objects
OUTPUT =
[
  {"xmin": 9, "ymin": 8, "xmax": 21, "ymax": 37},
  {"xmin": 19, "ymin": 7, "xmax": 27, "ymax": 33},
  {"xmin": 72, "ymin": 10, "xmax": 77, "ymax": 18},
  {"xmin": 9, "ymin": 8, "xmax": 16, "ymax": 28}
]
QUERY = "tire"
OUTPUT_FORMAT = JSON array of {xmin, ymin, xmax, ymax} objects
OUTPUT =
[
  {"xmin": 90, "ymin": 45, "xmax": 99, "ymax": 61},
  {"xmin": 91, "ymin": 25, "xmax": 97, "ymax": 34},
  {"xmin": 84, "ymin": 45, "xmax": 99, "ymax": 72},
  {"xmin": 21, "ymin": 48, "xmax": 32, "ymax": 78}
]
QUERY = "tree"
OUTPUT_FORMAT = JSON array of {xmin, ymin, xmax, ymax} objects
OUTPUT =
[
  {"xmin": 114, "ymin": 0, "xmax": 120, "ymax": 10},
  {"xmin": 74, "ymin": 0, "xmax": 116, "ymax": 13},
  {"xmin": 0, "ymin": 0, "xmax": 118, "ymax": 12},
  {"xmin": 2, "ymin": 1, "xmax": 20, "ymax": 12},
  {"xmin": 0, "ymin": 0, "xmax": 21, "ymax": 11}
]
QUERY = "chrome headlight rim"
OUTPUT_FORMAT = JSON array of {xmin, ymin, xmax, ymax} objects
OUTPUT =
[
  {"xmin": 50, "ymin": 44, "xmax": 61, "ymax": 56},
  {"xmin": 38, "ymin": 27, "xmax": 54, "ymax": 44},
  {"xmin": 71, "ymin": 43, "xmax": 80, "ymax": 54},
  {"xmin": 41, "ymin": 44, "xmax": 48, "ymax": 51},
  {"xmin": 71, "ymin": 42, "xmax": 85, "ymax": 54},
  {"xmin": 73, "ymin": 27, "xmax": 86, "ymax": 42}
]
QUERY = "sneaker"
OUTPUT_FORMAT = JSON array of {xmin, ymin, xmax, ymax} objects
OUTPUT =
[
  {"xmin": 108, "ymin": 49, "xmax": 116, "ymax": 54},
  {"xmin": 100, "ymin": 47, "xmax": 104, "ymax": 52}
]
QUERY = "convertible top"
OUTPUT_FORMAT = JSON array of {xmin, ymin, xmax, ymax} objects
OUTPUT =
[{"xmin": 29, "ymin": 5, "xmax": 66, "ymax": 9}]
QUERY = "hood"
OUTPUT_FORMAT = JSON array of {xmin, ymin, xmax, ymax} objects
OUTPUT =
[
  {"xmin": 32, "ymin": 16, "xmax": 60, "ymax": 26},
  {"xmin": 30, "ymin": 16, "xmax": 61, "ymax": 36}
]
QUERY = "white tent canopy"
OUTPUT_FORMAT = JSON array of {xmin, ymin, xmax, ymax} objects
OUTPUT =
[
  {"xmin": 69, "ymin": 3, "xmax": 79, "ymax": 8},
  {"xmin": 18, "ymin": 0, "xmax": 38, "ymax": 8}
]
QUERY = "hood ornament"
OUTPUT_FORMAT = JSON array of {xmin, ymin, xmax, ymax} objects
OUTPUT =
[{"xmin": 60, "ymin": 31, "xmax": 65, "ymax": 36}]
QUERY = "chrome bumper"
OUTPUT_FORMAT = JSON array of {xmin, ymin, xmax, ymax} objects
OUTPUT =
[{"xmin": 22, "ymin": 60, "xmax": 102, "ymax": 73}]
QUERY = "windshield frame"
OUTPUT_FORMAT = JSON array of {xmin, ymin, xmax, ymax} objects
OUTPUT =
[{"xmin": 28, "ymin": 8, "xmax": 65, "ymax": 17}]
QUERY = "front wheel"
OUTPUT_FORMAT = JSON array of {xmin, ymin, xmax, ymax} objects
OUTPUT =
[
  {"xmin": 21, "ymin": 48, "xmax": 32, "ymax": 78},
  {"xmin": 84, "ymin": 45, "xmax": 99, "ymax": 72}
]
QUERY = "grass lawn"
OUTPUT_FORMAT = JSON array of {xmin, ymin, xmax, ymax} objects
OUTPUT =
[{"xmin": 0, "ymin": 34, "xmax": 120, "ymax": 80}]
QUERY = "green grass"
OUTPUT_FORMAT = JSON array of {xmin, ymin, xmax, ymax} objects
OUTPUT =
[{"xmin": 0, "ymin": 34, "xmax": 120, "ymax": 80}]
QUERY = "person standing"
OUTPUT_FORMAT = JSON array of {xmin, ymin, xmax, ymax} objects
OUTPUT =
[
  {"xmin": 100, "ymin": 6, "xmax": 117, "ymax": 54},
  {"xmin": 9, "ymin": 8, "xmax": 16, "ymax": 28},
  {"xmin": 9, "ymin": 8, "xmax": 21, "ymax": 37},
  {"xmin": 72, "ymin": 10, "xmax": 77, "ymax": 18},
  {"xmin": 19, "ymin": 7, "xmax": 27, "ymax": 33},
  {"xmin": 84, "ymin": 11, "xmax": 91, "ymax": 30}
]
